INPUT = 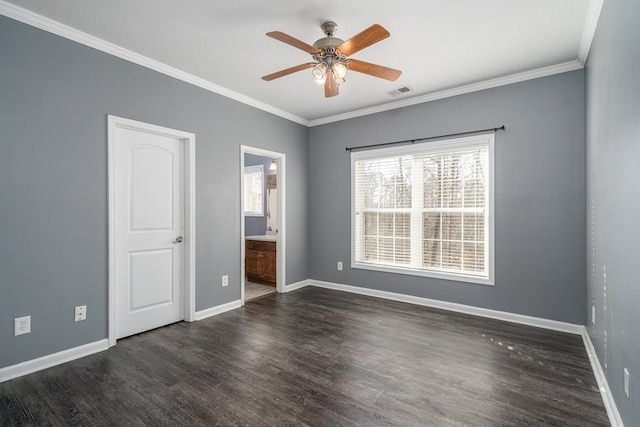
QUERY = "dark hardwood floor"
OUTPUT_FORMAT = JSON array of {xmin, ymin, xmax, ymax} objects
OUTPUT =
[{"xmin": 0, "ymin": 286, "xmax": 608, "ymax": 426}]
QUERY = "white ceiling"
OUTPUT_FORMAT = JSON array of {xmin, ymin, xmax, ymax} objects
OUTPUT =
[{"xmin": 1, "ymin": 0, "xmax": 602, "ymax": 126}]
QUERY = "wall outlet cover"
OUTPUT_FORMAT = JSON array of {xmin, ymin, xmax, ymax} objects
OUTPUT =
[
  {"xmin": 15, "ymin": 316, "xmax": 31, "ymax": 336},
  {"xmin": 222, "ymin": 275, "xmax": 229, "ymax": 287},
  {"xmin": 75, "ymin": 305, "xmax": 87, "ymax": 322},
  {"xmin": 337, "ymin": 261, "xmax": 343, "ymax": 271}
]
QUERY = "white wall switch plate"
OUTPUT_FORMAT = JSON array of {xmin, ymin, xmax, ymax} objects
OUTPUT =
[
  {"xmin": 75, "ymin": 305, "xmax": 87, "ymax": 322},
  {"xmin": 222, "ymin": 275, "xmax": 229, "ymax": 287},
  {"xmin": 337, "ymin": 261, "xmax": 343, "ymax": 271},
  {"xmin": 15, "ymin": 316, "xmax": 31, "ymax": 336}
]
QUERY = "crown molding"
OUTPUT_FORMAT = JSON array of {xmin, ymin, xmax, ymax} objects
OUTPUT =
[
  {"xmin": 0, "ymin": 0, "xmax": 310, "ymax": 126},
  {"xmin": 578, "ymin": 0, "xmax": 605, "ymax": 66},
  {"xmin": 308, "ymin": 61, "xmax": 584, "ymax": 127},
  {"xmin": 1, "ymin": 0, "xmax": 601, "ymax": 129}
]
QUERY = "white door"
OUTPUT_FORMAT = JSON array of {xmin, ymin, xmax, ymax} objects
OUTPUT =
[{"xmin": 113, "ymin": 126, "xmax": 185, "ymax": 339}]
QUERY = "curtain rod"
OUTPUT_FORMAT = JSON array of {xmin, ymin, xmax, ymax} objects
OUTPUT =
[{"xmin": 345, "ymin": 125, "xmax": 506, "ymax": 152}]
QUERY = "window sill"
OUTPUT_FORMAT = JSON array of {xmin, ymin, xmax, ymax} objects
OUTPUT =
[{"xmin": 351, "ymin": 262, "xmax": 494, "ymax": 286}]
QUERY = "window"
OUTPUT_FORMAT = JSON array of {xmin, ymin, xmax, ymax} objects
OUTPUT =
[
  {"xmin": 244, "ymin": 165, "xmax": 264, "ymax": 216},
  {"xmin": 351, "ymin": 134, "xmax": 494, "ymax": 285}
]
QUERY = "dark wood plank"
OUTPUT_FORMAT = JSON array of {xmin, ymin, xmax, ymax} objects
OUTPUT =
[{"xmin": 0, "ymin": 287, "xmax": 609, "ymax": 426}]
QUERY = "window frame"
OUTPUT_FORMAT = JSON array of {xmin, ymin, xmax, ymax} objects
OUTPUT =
[
  {"xmin": 243, "ymin": 164, "xmax": 264, "ymax": 217},
  {"xmin": 350, "ymin": 134, "xmax": 495, "ymax": 286}
]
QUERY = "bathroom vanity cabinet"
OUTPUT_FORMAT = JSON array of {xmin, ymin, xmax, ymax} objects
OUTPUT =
[{"xmin": 245, "ymin": 239, "xmax": 276, "ymax": 287}]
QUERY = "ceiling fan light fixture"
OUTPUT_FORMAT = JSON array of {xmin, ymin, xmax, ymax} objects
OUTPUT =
[
  {"xmin": 312, "ymin": 63, "xmax": 327, "ymax": 85},
  {"xmin": 332, "ymin": 62, "xmax": 348, "ymax": 79},
  {"xmin": 312, "ymin": 57, "xmax": 348, "ymax": 87}
]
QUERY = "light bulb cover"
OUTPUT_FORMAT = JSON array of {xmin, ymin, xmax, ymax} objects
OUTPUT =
[
  {"xmin": 312, "ymin": 64, "xmax": 327, "ymax": 86},
  {"xmin": 333, "ymin": 62, "xmax": 348, "ymax": 79}
]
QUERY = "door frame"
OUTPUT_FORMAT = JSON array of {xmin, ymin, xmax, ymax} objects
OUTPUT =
[
  {"xmin": 240, "ymin": 145, "xmax": 286, "ymax": 303},
  {"xmin": 107, "ymin": 115, "xmax": 196, "ymax": 347}
]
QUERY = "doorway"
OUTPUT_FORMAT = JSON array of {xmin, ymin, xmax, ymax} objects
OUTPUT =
[
  {"xmin": 108, "ymin": 116, "xmax": 196, "ymax": 347},
  {"xmin": 240, "ymin": 145, "xmax": 286, "ymax": 304}
]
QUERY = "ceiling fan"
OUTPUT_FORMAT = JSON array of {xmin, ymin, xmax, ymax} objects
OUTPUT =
[{"xmin": 261, "ymin": 21, "xmax": 402, "ymax": 98}]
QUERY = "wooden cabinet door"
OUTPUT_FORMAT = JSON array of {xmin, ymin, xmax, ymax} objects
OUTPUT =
[
  {"xmin": 246, "ymin": 249, "xmax": 260, "ymax": 276},
  {"xmin": 261, "ymin": 250, "xmax": 276, "ymax": 284}
]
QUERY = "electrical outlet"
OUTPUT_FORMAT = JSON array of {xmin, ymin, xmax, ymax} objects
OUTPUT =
[
  {"xmin": 624, "ymin": 368, "xmax": 630, "ymax": 399},
  {"xmin": 75, "ymin": 305, "xmax": 87, "ymax": 322},
  {"xmin": 222, "ymin": 275, "xmax": 229, "ymax": 287},
  {"xmin": 14, "ymin": 316, "xmax": 31, "ymax": 336},
  {"xmin": 592, "ymin": 305, "xmax": 596, "ymax": 325},
  {"xmin": 337, "ymin": 261, "xmax": 343, "ymax": 271}
]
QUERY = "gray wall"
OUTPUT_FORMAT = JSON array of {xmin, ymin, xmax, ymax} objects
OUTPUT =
[
  {"xmin": 586, "ymin": 0, "xmax": 640, "ymax": 424},
  {"xmin": 0, "ymin": 15, "xmax": 309, "ymax": 368},
  {"xmin": 244, "ymin": 153, "xmax": 275, "ymax": 236},
  {"xmin": 309, "ymin": 70, "xmax": 586, "ymax": 324}
]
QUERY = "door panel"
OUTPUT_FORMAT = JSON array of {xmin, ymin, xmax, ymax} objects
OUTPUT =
[
  {"xmin": 115, "ymin": 127, "xmax": 184, "ymax": 339},
  {"xmin": 129, "ymin": 249, "xmax": 174, "ymax": 311},
  {"xmin": 131, "ymin": 147, "xmax": 174, "ymax": 231}
]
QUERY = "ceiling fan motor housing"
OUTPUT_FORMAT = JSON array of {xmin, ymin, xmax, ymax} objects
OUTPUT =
[
  {"xmin": 314, "ymin": 21, "xmax": 344, "ymax": 53},
  {"xmin": 313, "ymin": 37, "xmax": 345, "ymax": 51}
]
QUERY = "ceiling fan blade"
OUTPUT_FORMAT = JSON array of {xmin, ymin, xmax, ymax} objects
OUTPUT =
[
  {"xmin": 324, "ymin": 74, "xmax": 340, "ymax": 97},
  {"xmin": 348, "ymin": 59, "xmax": 402, "ymax": 81},
  {"xmin": 337, "ymin": 24, "xmax": 390, "ymax": 56},
  {"xmin": 266, "ymin": 31, "xmax": 321, "ymax": 54},
  {"xmin": 262, "ymin": 63, "xmax": 314, "ymax": 81}
]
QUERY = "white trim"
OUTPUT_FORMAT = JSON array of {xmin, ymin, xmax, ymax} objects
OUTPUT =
[
  {"xmin": 582, "ymin": 329, "xmax": 624, "ymax": 427},
  {"xmin": 240, "ymin": 146, "xmax": 286, "ymax": 304},
  {"xmin": 284, "ymin": 279, "xmax": 311, "ymax": 292},
  {"xmin": 184, "ymin": 127, "xmax": 197, "ymax": 323},
  {"xmin": 0, "ymin": 339, "xmax": 108, "ymax": 383},
  {"xmin": 195, "ymin": 299, "xmax": 242, "ymax": 321},
  {"xmin": 108, "ymin": 115, "xmax": 196, "ymax": 347},
  {"xmin": 0, "ymin": 1, "xmax": 308, "ymax": 126},
  {"xmin": 308, "ymin": 61, "xmax": 583, "ymax": 127},
  {"xmin": 309, "ymin": 280, "xmax": 584, "ymax": 335},
  {"xmin": 578, "ymin": 0, "xmax": 605, "ymax": 65},
  {"xmin": 0, "ymin": 1, "xmax": 603, "ymax": 129}
]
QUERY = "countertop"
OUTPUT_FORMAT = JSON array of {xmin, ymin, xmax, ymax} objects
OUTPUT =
[{"xmin": 245, "ymin": 235, "xmax": 277, "ymax": 242}]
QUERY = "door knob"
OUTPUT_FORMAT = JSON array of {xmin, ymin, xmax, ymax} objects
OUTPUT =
[{"xmin": 172, "ymin": 235, "xmax": 184, "ymax": 244}]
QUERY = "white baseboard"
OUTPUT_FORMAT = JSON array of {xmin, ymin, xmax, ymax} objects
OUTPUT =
[
  {"xmin": 284, "ymin": 279, "xmax": 310, "ymax": 293},
  {"xmin": 0, "ymin": 339, "xmax": 109, "ymax": 383},
  {"xmin": 582, "ymin": 329, "xmax": 624, "ymax": 427},
  {"xmin": 309, "ymin": 280, "xmax": 584, "ymax": 335},
  {"xmin": 1, "ymin": 299, "xmax": 244, "ymax": 383},
  {"xmin": 194, "ymin": 299, "xmax": 242, "ymax": 321}
]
